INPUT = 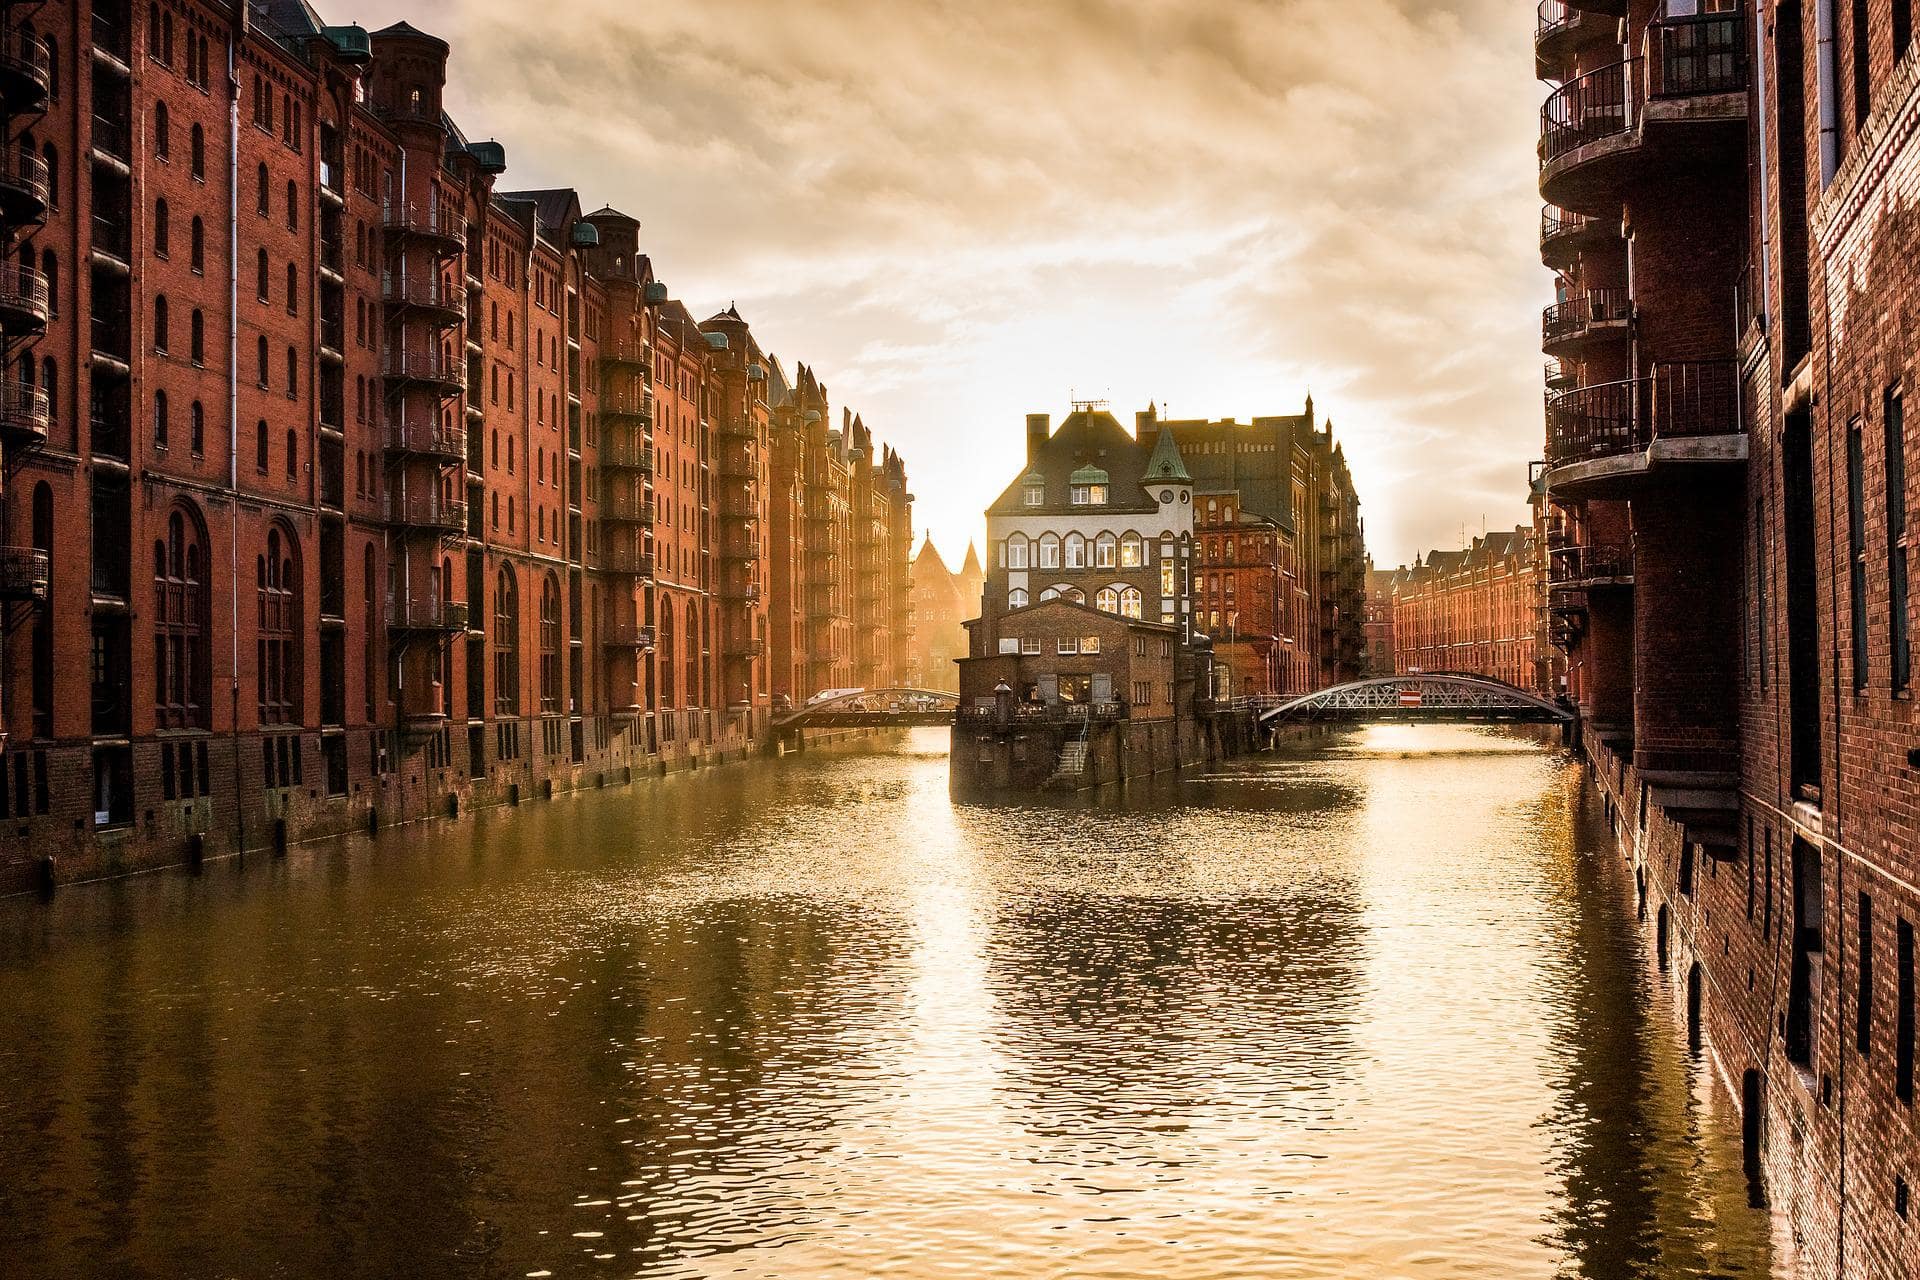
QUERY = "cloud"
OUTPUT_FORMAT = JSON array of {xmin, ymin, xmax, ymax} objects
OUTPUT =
[{"xmin": 349, "ymin": 0, "xmax": 1547, "ymax": 565}]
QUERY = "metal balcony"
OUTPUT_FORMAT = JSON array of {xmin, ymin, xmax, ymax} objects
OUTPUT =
[
  {"xmin": 0, "ymin": 376, "xmax": 48, "ymax": 447},
  {"xmin": 1539, "ymin": 205, "xmax": 1614, "ymax": 271},
  {"xmin": 1535, "ymin": 0, "xmax": 1613, "ymax": 80},
  {"xmin": 600, "ymin": 436, "xmax": 653, "ymax": 473},
  {"xmin": 602, "ymin": 389, "xmax": 653, "ymax": 422},
  {"xmin": 380, "ymin": 271, "xmax": 465, "ymax": 324},
  {"xmin": 1542, "ymin": 287, "xmax": 1630, "ymax": 354},
  {"xmin": 1547, "ymin": 543, "xmax": 1633, "ymax": 588},
  {"xmin": 1544, "ymin": 358, "xmax": 1745, "ymax": 495},
  {"xmin": 0, "ymin": 146, "xmax": 48, "ymax": 227},
  {"xmin": 594, "ymin": 545, "xmax": 654, "ymax": 578},
  {"xmin": 382, "ymin": 350, "xmax": 465, "ymax": 393},
  {"xmin": 381, "ymin": 202, "xmax": 465, "ymax": 254},
  {"xmin": 386, "ymin": 592, "xmax": 469, "ymax": 633},
  {"xmin": 725, "ymin": 637, "xmax": 766, "ymax": 658},
  {"xmin": 716, "ymin": 415, "xmax": 756, "ymax": 439},
  {"xmin": 383, "ymin": 489, "xmax": 467, "ymax": 534},
  {"xmin": 0, "ymin": 261, "xmax": 47, "ymax": 335},
  {"xmin": 603, "ymin": 619, "xmax": 655, "ymax": 651},
  {"xmin": 1539, "ymin": 14, "xmax": 1748, "ymax": 215},
  {"xmin": 600, "ymin": 337, "xmax": 648, "ymax": 369},
  {"xmin": 384, "ymin": 417, "xmax": 467, "ymax": 462},
  {"xmin": 0, "ymin": 546, "xmax": 49, "ymax": 603},
  {"xmin": 0, "ymin": 28, "xmax": 51, "ymax": 115},
  {"xmin": 601, "ymin": 487, "xmax": 654, "ymax": 526}
]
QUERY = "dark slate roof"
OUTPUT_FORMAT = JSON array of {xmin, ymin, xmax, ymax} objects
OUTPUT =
[
  {"xmin": 254, "ymin": 0, "xmax": 324, "ymax": 48},
  {"xmin": 497, "ymin": 189, "xmax": 581, "ymax": 243},
  {"xmin": 989, "ymin": 596, "xmax": 1178, "ymax": 633},
  {"xmin": 987, "ymin": 409, "xmax": 1160, "ymax": 517},
  {"xmin": 1148, "ymin": 413, "xmax": 1309, "ymax": 534}
]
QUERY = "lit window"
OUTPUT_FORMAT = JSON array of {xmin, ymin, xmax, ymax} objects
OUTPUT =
[
  {"xmin": 1009, "ymin": 588, "xmax": 1029, "ymax": 608},
  {"xmin": 1096, "ymin": 587, "xmax": 1119, "ymax": 613},
  {"xmin": 1120, "ymin": 534, "xmax": 1143, "ymax": 568},
  {"xmin": 1082, "ymin": 636, "xmax": 1100, "ymax": 654}
]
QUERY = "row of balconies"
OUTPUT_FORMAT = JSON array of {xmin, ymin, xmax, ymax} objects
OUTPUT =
[
  {"xmin": 380, "ymin": 271, "xmax": 465, "ymax": 323},
  {"xmin": 1541, "ymin": 286, "xmax": 1630, "ymax": 353},
  {"xmin": 383, "ymin": 488, "xmax": 466, "ymax": 534},
  {"xmin": 1543, "ymin": 358, "xmax": 1741, "ymax": 489},
  {"xmin": 0, "ymin": 26, "xmax": 51, "ymax": 117},
  {"xmin": 381, "ymin": 202, "xmax": 464, "ymax": 255},
  {"xmin": 599, "ymin": 436, "xmax": 653, "ymax": 473},
  {"xmin": 1539, "ymin": 12, "xmax": 1748, "ymax": 214},
  {"xmin": 1546, "ymin": 542, "xmax": 1632, "ymax": 589}
]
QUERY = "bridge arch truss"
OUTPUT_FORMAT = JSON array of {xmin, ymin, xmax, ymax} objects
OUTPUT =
[{"xmin": 1255, "ymin": 673, "xmax": 1571, "ymax": 729}]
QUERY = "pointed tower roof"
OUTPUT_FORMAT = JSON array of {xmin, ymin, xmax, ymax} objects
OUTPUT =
[
  {"xmin": 1143, "ymin": 427, "xmax": 1192, "ymax": 484},
  {"xmin": 960, "ymin": 542, "xmax": 983, "ymax": 577},
  {"xmin": 914, "ymin": 534, "xmax": 952, "ymax": 576}
]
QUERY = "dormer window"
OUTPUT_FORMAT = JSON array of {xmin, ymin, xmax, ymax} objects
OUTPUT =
[
  {"xmin": 1069, "ymin": 465, "xmax": 1110, "ymax": 506},
  {"xmin": 1024, "ymin": 482, "xmax": 1044, "ymax": 506}
]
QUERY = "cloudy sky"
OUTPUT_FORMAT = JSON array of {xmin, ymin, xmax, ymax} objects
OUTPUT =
[{"xmin": 352, "ymin": 0, "xmax": 1545, "ymax": 569}]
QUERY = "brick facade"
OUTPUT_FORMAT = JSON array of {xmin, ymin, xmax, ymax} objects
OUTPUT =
[
  {"xmin": 1536, "ymin": 3, "xmax": 1920, "ymax": 1275},
  {"xmin": 0, "ymin": 1, "xmax": 911, "ymax": 891},
  {"xmin": 1384, "ymin": 526, "xmax": 1548, "ymax": 694}
]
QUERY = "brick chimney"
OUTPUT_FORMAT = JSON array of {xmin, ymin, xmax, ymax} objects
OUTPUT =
[{"xmin": 1026, "ymin": 414, "xmax": 1049, "ymax": 461}]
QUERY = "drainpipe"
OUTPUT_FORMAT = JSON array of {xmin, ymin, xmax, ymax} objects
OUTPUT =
[
  {"xmin": 226, "ymin": 16, "xmax": 244, "ymax": 854},
  {"xmin": 1753, "ymin": 0, "xmax": 1774, "ymax": 332},
  {"xmin": 1816, "ymin": 0, "xmax": 1839, "ymax": 185}
]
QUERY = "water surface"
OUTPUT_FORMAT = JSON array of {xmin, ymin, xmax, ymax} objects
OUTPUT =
[{"xmin": 0, "ymin": 725, "xmax": 1779, "ymax": 1278}]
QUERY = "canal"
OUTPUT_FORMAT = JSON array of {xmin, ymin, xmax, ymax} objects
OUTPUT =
[{"xmin": 0, "ymin": 726, "xmax": 1781, "ymax": 1279}]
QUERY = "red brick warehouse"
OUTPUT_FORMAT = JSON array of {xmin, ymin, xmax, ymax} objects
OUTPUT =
[
  {"xmin": 0, "ymin": 0, "xmax": 915, "ymax": 891},
  {"xmin": 1537, "ymin": 2, "xmax": 1920, "ymax": 1275}
]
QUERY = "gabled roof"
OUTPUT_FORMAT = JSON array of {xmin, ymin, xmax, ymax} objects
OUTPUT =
[
  {"xmin": 497, "ymin": 188, "xmax": 581, "ymax": 244},
  {"xmin": 982, "ymin": 595, "xmax": 1179, "ymax": 633},
  {"xmin": 987, "ymin": 409, "xmax": 1159, "ymax": 517}
]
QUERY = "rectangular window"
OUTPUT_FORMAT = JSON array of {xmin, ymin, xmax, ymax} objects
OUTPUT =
[
  {"xmin": 1899, "ymin": 1, "xmax": 1914, "ymax": 63},
  {"xmin": 1849, "ymin": 421, "xmax": 1869, "ymax": 689},
  {"xmin": 1900, "ymin": 918, "xmax": 1915, "ymax": 1104},
  {"xmin": 1786, "ymin": 838, "xmax": 1823, "ymax": 1070},
  {"xmin": 998, "ymin": 638, "xmax": 1019, "ymax": 655},
  {"xmin": 1024, "ymin": 484, "xmax": 1043, "ymax": 507},
  {"xmin": 1784, "ymin": 408, "xmax": 1824, "ymax": 798},
  {"xmin": 1082, "ymin": 636, "xmax": 1100, "ymax": 654},
  {"xmin": 1860, "ymin": 892, "xmax": 1875, "ymax": 1056},
  {"xmin": 1888, "ymin": 387, "xmax": 1911, "ymax": 692},
  {"xmin": 1056, "ymin": 637, "xmax": 1078, "ymax": 655},
  {"xmin": 1021, "ymin": 637, "xmax": 1041, "ymax": 655}
]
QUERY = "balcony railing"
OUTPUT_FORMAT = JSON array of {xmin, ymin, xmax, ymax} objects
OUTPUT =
[
  {"xmin": 382, "ymin": 350, "xmax": 465, "ymax": 389},
  {"xmin": 1545, "ymin": 359, "xmax": 1742, "ymax": 466},
  {"xmin": 594, "ymin": 546, "xmax": 654, "ymax": 577},
  {"xmin": 602, "ymin": 389, "xmax": 653, "ymax": 420},
  {"xmin": 1541, "ymin": 59, "xmax": 1633, "ymax": 164},
  {"xmin": 0, "ymin": 546, "xmax": 49, "ymax": 602},
  {"xmin": 381, "ymin": 202, "xmax": 465, "ymax": 249},
  {"xmin": 603, "ymin": 620, "xmax": 655, "ymax": 650},
  {"xmin": 1548, "ymin": 543, "xmax": 1632, "ymax": 586},
  {"xmin": 0, "ymin": 377, "xmax": 49, "ymax": 444},
  {"xmin": 725, "ymin": 637, "xmax": 766, "ymax": 658},
  {"xmin": 0, "ymin": 146, "xmax": 49, "ymax": 221},
  {"xmin": 600, "ymin": 437, "xmax": 653, "ymax": 472},
  {"xmin": 386, "ymin": 592, "xmax": 469, "ymax": 633},
  {"xmin": 0, "ymin": 28, "xmax": 51, "ymax": 109},
  {"xmin": 0, "ymin": 261, "xmax": 48, "ymax": 331},
  {"xmin": 1542, "ymin": 287, "xmax": 1631, "ymax": 347},
  {"xmin": 90, "ymin": 114, "xmax": 130, "ymax": 164},
  {"xmin": 380, "ymin": 271, "xmax": 464, "ymax": 315},
  {"xmin": 385, "ymin": 417, "xmax": 466, "ymax": 459},
  {"xmin": 383, "ymin": 489, "xmax": 467, "ymax": 533},
  {"xmin": 601, "ymin": 487, "xmax": 653, "ymax": 524},
  {"xmin": 601, "ymin": 337, "xmax": 648, "ymax": 368},
  {"xmin": 956, "ymin": 702, "xmax": 1126, "ymax": 727}
]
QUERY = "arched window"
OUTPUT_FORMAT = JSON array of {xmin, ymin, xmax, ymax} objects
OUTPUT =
[
  {"xmin": 190, "ymin": 309, "xmax": 204, "ymax": 363},
  {"xmin": 154, "ymin": 504, "xmax": 209, "ymax": 728},
  {"xmin": 256, "ymin": 162, "xmax": 269, "ymax": 215},
  {"xmin": 539, "ymin": 574, "xmax": 561, "ymax": 714},
  {"xmin": 152, "ymin": 390, "xmax": 167, "ymax": 447},
  {"xmin": 683, "ymin": 606, "xmax": 699, "ymax": 710},
  {"xmin": 1065, "ymin": 533, "xmax": 1086, "ymax": 569},
  {"xmin": 154, "ymin": 102, "xmax": 170, "ymax": 158},
  {"xmin": 256, "ymin": 525, "xmax": 301, "ymax": 723},
  {"xmin": 493, "ymin": 566, "xmax": 519, "ymax": 715},
  {"xmin": 153, "ymin": 199, "xmax": 169, "ymax": 256},
  {"xmin": 286, "ymin": 345, "xmax": 297, "ymax": 394},
  {"xmin": 31, "ymin": 483, "xmax": 52, "ymax": 734},
  {"xmin": 1038, "ymin": 533, "xmax": 1060, "ymax": 569},
  {"xmin": 152, "ymin": 294, "xmax": 168, "ymax": 351},
  {"xmin": 44, "ymin": 35, "xmax": 56, "ymax": 101},
  {"xmin": 285, "ymin": 179, "xmax": 297, "ymax": 230},
  {"xmin": 1009, "ymin": 587, "xmax": 1029, "ymax": 609},
  {"xmin": 1120, "ymin": 586, "xmax": 1143, "ymax": 620},
  {"xmin": 256, "ymin": 248, "xmax": 269, "ymax": 300},
  {"xmin": 41, "ymin": 250, "xmax": 54, "ymax": 319},
  {"xmin": 285, "ymin": 262, "xmax": 297, "ymax": 314},
  {"xmin": 1060, "ymin": 586, "xmax": 1086, "ymax": 605},
  {"xmin": 1096, "ymin": 586, "xmax": 1120, "ymax": 614},
  {"xmin": 190, "ymin": 124, "xmax": 204, "ymax": 179},
  {"xmin": 40, "ymin": 355, "xmax": 54, "ymax": 432},
  {"xmin": 256, "ymin": 335, "xmax": 269, "ymax": 385},
  {"xmin": 1039, "ymin": 587, "xmax": 1060, "ymax": 602},
  {"xmin": 189, "ymin": 400, "xmax": 203, "ymax": 454},
  {"xmin": 1094, "ymin": 532, "xmax": 1118, "ymax": 569},
  {"xmin": 1120, "ymin": 532, "xmax": 1144, "ymax": 568},
  {"xmin": 658, "ymin": 598, "xmax": 676, "ymax": 706},
  {"xmin": 41, "ymin": 142, "xmax": 54, "ymax": 208},
  {"xmin": 285, "ymin": 428, "xmax": 296, "ymax": 478},
  {"xmin": 1005, "ymin": 533, "xmax": 1028, "ymax": 570},
  {"xmin": 255, "ymin": 419, "xmax": 268, "ymax": 472},
  {"xmin": 363, "ymin": 545, "xmax": 379, "ymax": 720},
  {"xmin": 190, "ymin": 216, "xmax": 203, "ymax": 271}
]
